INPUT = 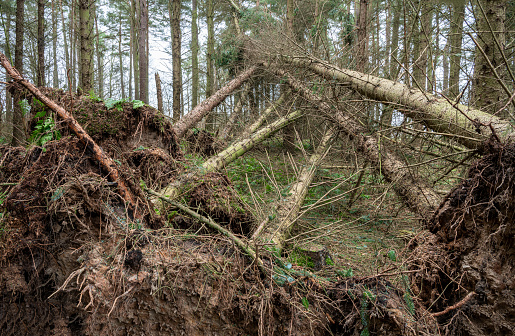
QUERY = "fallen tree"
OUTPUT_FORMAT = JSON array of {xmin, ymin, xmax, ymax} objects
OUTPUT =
[
  {"xmin": 159, "ymin": 106, "xmax": 303, "ymax": 200},
  {"xmin": 255, "ymin": 126, "xmax": 337, "ymax": 252},
  {"xmin": 172, "ymin": 65, "xmax": 258, "ymax": 138},
  {"xmin": 281, "ymin": 56, "xmax": 514, "ymax": 149},
  {"xmin": 276, "ymin": 67, "xmax": 442, "ymax": 219}
]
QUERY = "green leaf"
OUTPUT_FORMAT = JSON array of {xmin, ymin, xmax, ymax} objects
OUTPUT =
[
  {"xmin": 301, "ymin": 297, "xmax": 309, "ymax": 309},
  {"xmin": 387, "ymin": 250, "xmax": 397, "ymax": 262},
  {"xmin": 34, "ymin": 111, "xmax": 47, "ymax": 118},
  {"xmin": 19, "ymin": 99, "xmax": 31, "ymax": 116},
  {"xmin": 132, "ymin": 100, "xmax": 145, "ymax": 109}
]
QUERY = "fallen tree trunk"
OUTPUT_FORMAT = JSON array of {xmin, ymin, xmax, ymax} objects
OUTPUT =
[
  {"xmin": 282, "ymin": 56, "xmax": 514, "ymax": 149},
  {"xmin": 0, "ymin": 52, "xmax": 140, "ymax": 215},
  {"xmin": 159, "ymin": 108, "xmax": 303, "ymax": 199},
  {"xmin": 255, "ymin": 126, "xmax": 337, "ymax": 252},
  {"xmin": 239, "ymin": 92, "xmax": 285, "ymax": 139},
  {"xmin": 172, "ymin": 65, "xmax": 258, "ymax": 138},
  {"xmin": 277, "ymin": 67, "xmax": 442, "ymax": 219}
]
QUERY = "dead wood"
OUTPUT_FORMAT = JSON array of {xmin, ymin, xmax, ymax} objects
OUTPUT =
[
  {"xmin": 172, "ymin": 65, "xmax": 258, "ymax": 138},
  {"xmin": 275, "ymin": 66, "xmax": 442, "ymax": 220}
]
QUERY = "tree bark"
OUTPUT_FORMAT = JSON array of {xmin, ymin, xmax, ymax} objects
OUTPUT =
[
  {"xmin": 256, "ymin": 127, "xmax": 337, "ymax": 252},
  {"xmin": 191, "ymin": 0, "xmax": 199, "ymax": 109},
  {"xmin": 472, "ymin": 0, "xmax": 507, "ymax": 116},
  {"xmin": 138, "ymin": 0, "xmax": 148, "ymax": 103},
  {"xmin": 278, "ymin": 67, "xmax": 442, "ymax": 219},
  {"xmin": 79, "ymin": 0, "xmax": 93, "ymax": 92},
  {"xmin": 0, "ymin": 53, "xmax": 140, "ymax": 214},
  {"xmin": 356, "ymin": 0, "xmax": 369, "ymax": 72},
  {"xmin": 52, "ymin": 0, "xmax": 59, "ymax": 88},
  {"xmin": 282, "ymin": 57, "xmax": 514, "ymax": 149},
  {"xmin": 159, "ymin": 108, "xmax": 303, "ymax": 200},
  {"xmin": 155, "ymin": 72, "xmax": 163, "ymax": 113},
  {"xmin": 2, "ymin": 6, "xmax": 13, "ymax": 141},
  {"xmin": 448, "ymin": 0, "xmax": 466, "ymax": 99},
  {"xmin": 37, "ymin": 0, "xmax": 45, "ymax": 87},
  {"xmin": 171, "ymin": 0, "xmax": 182, "ymax": 122},
  {"xmin": 172, "ymin": 65, "xmax": 258, "ymax": 139},
  {"xmin": 12, "ymin": 0, "xmax": 25, "ymax": 147},
  {"xmin": 130, "ymin": 0, "xmax": 138, "ymax": 99},
  {"xmin": 239, "ymin": 93, "xmax": 285, "ymax": 139},
  {"xmin": 205, "ymin": 0, "xmax": 215, "ymax": 130},
  {"xmin": 59, "ymin": 0, "xmax": 70, "ymax": 75},
  {"xmin": 95, "ymin": 7, "xmax": 103, "ymax": 97},
  {"xmin": 219, "ymin": 86, "xmax": 248, "ymax": 140},
  {"xmin": 119, "ymin": 12, "xmax": 125, "ymax": 99}
]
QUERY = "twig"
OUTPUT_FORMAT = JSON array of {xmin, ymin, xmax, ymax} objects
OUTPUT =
[
  {"xmin": 144, "ymin": 187, "xmax": 268, "ymax": 275},
  {"xmin": 431, "ymin": 292, "xmax": 475, "ymax": 318}
]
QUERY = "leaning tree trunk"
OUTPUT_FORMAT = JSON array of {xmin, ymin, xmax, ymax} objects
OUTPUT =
[
  {"xmin": 281, "ymin": 56, "xmax": 514, "ymax": 149},
  {"xmin": 158, "ymin": 108, "xmax": 303, "ymax": 200},
  {"xmin": 278, "ymin": 67, "xmax": 442, "ymax": 219},
  {"xmin": 239, "ymin": 92, "xmax": 285, "ymax": 139},
  {"xmin": 172, "ymin": 66, "xmax": 258, "ymax": 138},
  {"xmin": 255, "ymin": 126, "xmax": 337, "ymax": 253}
]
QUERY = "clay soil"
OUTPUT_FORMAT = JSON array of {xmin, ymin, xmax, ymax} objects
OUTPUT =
[{"xmin": 0, "ymin": 89, "xmax": 513, "ymax": 335}]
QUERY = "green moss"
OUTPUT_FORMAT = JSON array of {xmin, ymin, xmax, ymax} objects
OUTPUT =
[{"xmin": 288, "ymin": 250, "xmax": 315, "ymax": 269}]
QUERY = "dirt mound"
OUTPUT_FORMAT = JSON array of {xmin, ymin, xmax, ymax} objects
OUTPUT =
[
  {"xmin": 185, "ymin": 128, "xmax": 223, "ymax": 157},
  {"xmin": 410, "ymin": 138, "xmax": 515, "ymax": 335},
  {"xmin": 171, "ymin": 172, "xmax": 254, "ymax": 235},
  {"xmin": 17, "ymin": 86, "xmax": 181, "ymax": 159}
]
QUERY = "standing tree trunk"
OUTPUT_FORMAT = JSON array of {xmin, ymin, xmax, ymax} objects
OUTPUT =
[
  {"xmin": 118, "ymin": 12, "xmax": 125, "ymax": 99},
  {"xmin": 171, "ymin": 0, "xmax": 182, "ymax": 122},
  {"xmin": 52, "ymin": 0, "xmax": 59, "ymax": 88},
  {"xmin": 2, "ymin": 7, "xmax": 13, "ymax": 141},
  {"xmin": 472, "ymin": 0, "xmax": 507, "ymax": 116},
  {"xmin": 95, "ymin": 8, "xmax": 103, "ymax": 97},
  {"xmin": 12, "ymin": 0, "xmax": 25, "ymax": 147},
  {"xmin": 79, "ymin": 0, "xmax": 93, "ymax": 92},
  {"xmin": 356, "ymin": 0, "xmax": 369, "ymax": 72},
  {"xmin": 59, "ymin": 0, "xmax": 70, "ymax": 74},
  {"xmin": 205, "ymin": 0, "xmax": 215, "ymax": 130},
  {"xmin": 449, "ymin": 0, "xmax": 466, "ymax": 99},
  {"xmin": 155, "ymin": 72, "xmax": 163, "ymax": 113},
  {"xmin": 37, "ymin": 0, "xmax": 45, "ymax": 87},
  {"xmin": 132, "ymin": 0, "xmax": 140, "ymax": 100},
  {"xmin": 138, "ymin": 0, "xmax": 148, "ymax": 103},
  {"xmin": 70, "ymin": 0, "xmax": 77, "ymax": 91},
  {"xmin": 191, "ymin": 0, "xmax": 199, "ymax": 109}
]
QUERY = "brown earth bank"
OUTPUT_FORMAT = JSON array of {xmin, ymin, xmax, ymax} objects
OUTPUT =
[
  {"xmin": 0, "ymin": 89, "xmax": 512, "ymax": 335},
  {"xmin": 410, "ymin": 138, "xmax": 515, "ymax": 335}
]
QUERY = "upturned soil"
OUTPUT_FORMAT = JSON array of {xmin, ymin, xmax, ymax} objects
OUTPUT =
[{"xmin": 0, "ymin": 89, "xmax": 513, "ymax": 335}]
